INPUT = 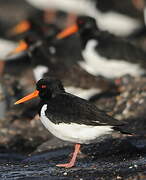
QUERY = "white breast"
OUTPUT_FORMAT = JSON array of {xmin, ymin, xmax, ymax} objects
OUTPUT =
[
  {"xmin": 94, "ymin": 11, "xmax": 141, "ymax": 37},
  {"xmin": 40, "ymin": 104, "xmax": 113, "ymax": 144},
  {"xmin": 79, "ymin": 40, "xmax": 144, "ymax": 78}
]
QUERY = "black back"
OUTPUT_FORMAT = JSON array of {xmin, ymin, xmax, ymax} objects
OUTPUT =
[
  {"xmin": 37, "ymin": 78, "xmax": 123, "ymax": 127},
  {"xmin": 96, "ymin": 0, "xmax": 142, "ymax": 18},
  {"xmin": 77, "ymin": 16, "xmax": 146, "ymax": 65}
]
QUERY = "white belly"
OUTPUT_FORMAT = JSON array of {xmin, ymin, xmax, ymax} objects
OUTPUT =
[
  {"xmin": 79, "ymin": 40, "xmax": 144, "ymax": 78},
  {"xmin": 40, "ymin": 104, "xmax": 113, "ymax": 144}
]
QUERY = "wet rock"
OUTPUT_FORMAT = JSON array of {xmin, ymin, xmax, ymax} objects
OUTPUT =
[
  {"xmin": 0, "ymin": 137, "xmax": 146, "ymax": 180},
  {"xmin": 0, "ymin": 113, "xmax": 52, "ymax": 154}
]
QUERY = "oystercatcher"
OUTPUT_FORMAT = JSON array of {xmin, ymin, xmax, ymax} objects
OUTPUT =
[
  {"xmin": 7, "ymin": 21, "xmax": 60, "ymax": 57},
  {"xmin": 56, "ymin": 16, "xmax": 146, "ymax": 78},
  {"xmin": 8, "ymin": 10, "xmax": 45, "ymax": 36},
  {"xmin": 8, "ymin": 13, "xmax": 59, "ymax": 41},
  {"xmin": 25, "ymin": 0, "xmax": 142, "ymax": 36},
  {"xmin": 42, "ymin": 64, "xmax": 115, "ymax": 100},
  {"xmin": 94, "ymin": 0, "xmax": 142, "ymax": 36},
  {"xmin": 15, "ymin": 77, "xmax": 128, "ymax": 168},
  {"xmin": 9, "ymin": 31, "xmax": 114, "ymax": 100}
]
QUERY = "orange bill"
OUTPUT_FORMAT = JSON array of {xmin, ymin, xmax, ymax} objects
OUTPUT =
[
  {"xmin": 15, "ymin": 90, "xmax": 39, "ymax": 104},
  {"xmin": 56, "ymin": 24, "xmax": 78, "ymax": 39},
  {"xmin": 8, "ymin": 20, "xmax": 31, "ymax": 35},
  {"xmin": 8, "ymin": 40, "xmax": 28, "ymax": 56}
]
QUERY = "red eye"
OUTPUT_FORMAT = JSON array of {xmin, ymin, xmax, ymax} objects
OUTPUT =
[
  {"xmin": 78, "ymin": 20, "xmax": 84, "ymax": 24},
  {"xmin": 41, "ymin": 85, "xmax": 46, "ymax": 88}
]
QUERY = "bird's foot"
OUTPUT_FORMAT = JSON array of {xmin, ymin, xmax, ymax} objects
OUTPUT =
[
  {"xmin": 56, "ymin": 144, "xmax": 80, "ymax": 168},
  {"xmin": 56, "ymin": 162, "xmax": 75, "ymax": 168}
]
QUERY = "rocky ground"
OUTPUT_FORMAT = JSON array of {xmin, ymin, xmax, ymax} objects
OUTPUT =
[
  {"xmin": 1, "ymin": 136, "xmax": 146, "ymax": 180},
  {"xmin": 1, "ymin": 68, "xmax": 146, "ymax": 180},
  {"xmin": 1, "ymin": 0, "xmax": 146, "ymax": 180}
]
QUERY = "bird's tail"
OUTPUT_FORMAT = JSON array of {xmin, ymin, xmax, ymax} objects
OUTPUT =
[{"xmin": 113, "ymin": 126, "xmax": 134, "ymax": 136}]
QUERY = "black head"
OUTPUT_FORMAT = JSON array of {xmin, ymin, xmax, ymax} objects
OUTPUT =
[
  {"xmin": 14, "ymin": 77, "xmax": 65, "ymax": 105},
  {"xmin": 24, "ymin": 32, "xmax": 41, "ymax": 46},
  {"xmin": 36, "ymin": 77, "xmax": 65, "ymax": 99},
  {"xmin": 76, "ymin": 16, "xmax": 99, "ymax": 48},
  {"xmin": 27, "ymin": 11, "xmax": 45, "ymax": 31},
  {"xmin": 77, "ymin": 16, "xmax": 98, "ymax": 33}
]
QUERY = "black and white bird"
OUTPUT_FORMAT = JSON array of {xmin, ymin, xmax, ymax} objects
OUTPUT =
[
  {"xmin": 7, "ymin": 10, "xmax": 54, "ymax": 38},
  {"xmin": 57, "ymin": 16, "xmax": 146, "ymax": 78},
  {"xmin": 15, "ymin": 77, "xmax": 129, "ymax": 168},
  {"xmin": 94, "ymin": 0, "xmax": 143, "ymax": 36},
  {"xmin": 25, "ymin": 0, "xmax": 142, "ymax": 36},
  {"xmin": 9, "ymin": 29, "xmax": 114, "ymax": 100}
]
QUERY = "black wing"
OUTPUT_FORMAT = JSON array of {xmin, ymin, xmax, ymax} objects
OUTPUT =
[
  {"xmin": 43, "ymin": 93, "xmax": 123, "ymax": 126},
  {"xmin": 95, "ymin": 31, "xmax": 146, "ymax": 65}
]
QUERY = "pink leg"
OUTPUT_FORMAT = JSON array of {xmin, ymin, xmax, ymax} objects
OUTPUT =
[{"xmin": 56, "ymin": 144, "xmax": 81, "ymax": 168}]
